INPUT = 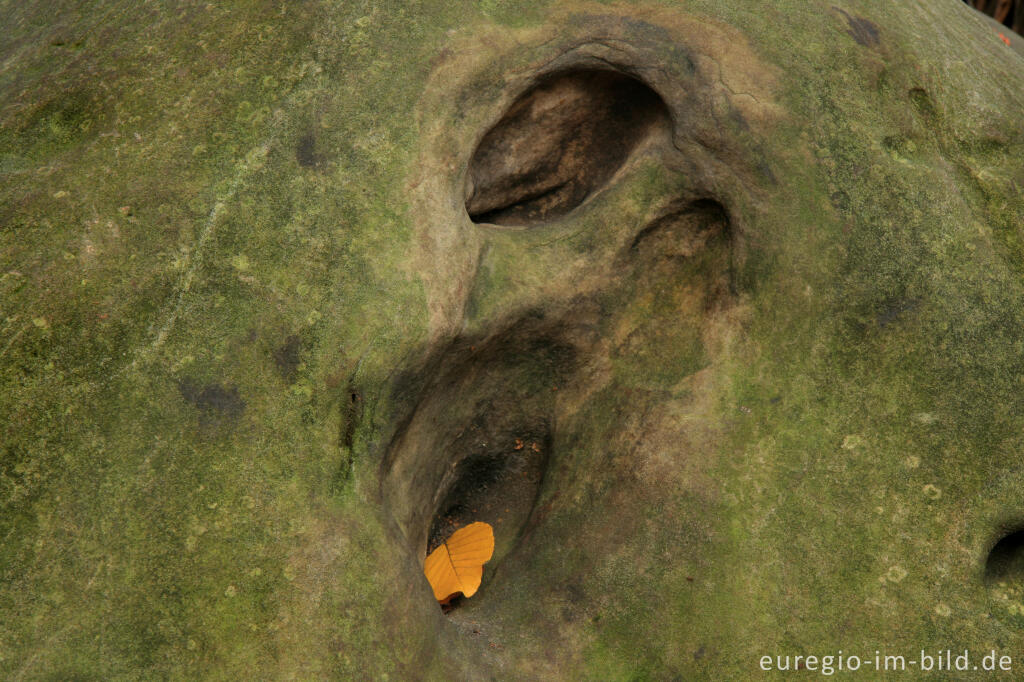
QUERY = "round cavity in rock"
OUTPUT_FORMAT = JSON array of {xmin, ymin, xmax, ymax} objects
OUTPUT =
[
  {"xmin": 985, "ymin": 529, "xmax": 1024, "ymax": 585},
  {"xmin": 465, "ymin": 69, "xmax": 671, "ymax": 226}
]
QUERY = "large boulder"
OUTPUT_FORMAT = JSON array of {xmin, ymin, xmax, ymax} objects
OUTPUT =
[{"xmin": 2, "ymin": 1, "xmax": 1022, "ymax": 678}]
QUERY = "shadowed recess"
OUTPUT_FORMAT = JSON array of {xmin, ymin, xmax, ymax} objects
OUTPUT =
[
  {"xmin": 465, "ymin": 69, "xmax": 671, "ymax": 226},
  {"xmin": 630, "ymin": 198, "xmax": 730, "ymax": 260},
  {"xmin": 985, "ymin": 529, "xmax": 1024, "ymax": 585},
  {"xmin": 380, "ymin": 310, "xmax": 594, "ymax": 612},
  {"xmin": 427, "ymin": 418, "xmax": 550, "ymax": 556}
]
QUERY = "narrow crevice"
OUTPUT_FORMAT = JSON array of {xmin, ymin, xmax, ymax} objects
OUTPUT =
[
  {"xmin": 330, "ymin": 383, "xmax": 363, "ymax": 493},
  {"xmin": 468, "ymin": 181, "xmax": 569, "ymax": 226}
]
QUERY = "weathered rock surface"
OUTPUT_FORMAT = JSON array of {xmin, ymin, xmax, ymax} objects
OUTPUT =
[{"xmin": 1, "ymin": 1, "xmax": 1023, "ymax": 678}]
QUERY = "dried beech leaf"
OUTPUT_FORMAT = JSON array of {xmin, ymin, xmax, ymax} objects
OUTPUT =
[{"xmin": 423, "ymin": 522, "xmax": 495, "ymax": 604}]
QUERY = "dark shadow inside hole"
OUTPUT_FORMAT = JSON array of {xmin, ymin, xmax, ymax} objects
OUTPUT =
[
  {"xmin": 466, "ymin": 69, "xmax": 671, "ymax": 226},
  {"xmin": 440, "ymin": 594, "xmax": 464, "ymax": 614},
  {"xmin": 985, "ymin": 529, "xmax": 1024, "ymax": 585},
  {"xmin": 427, "ymin": 420, "xmax": 550, "ymax": 556},
  {"xmin": 424, "ymin": 417, "xmax": 551, "ymax": 614}
]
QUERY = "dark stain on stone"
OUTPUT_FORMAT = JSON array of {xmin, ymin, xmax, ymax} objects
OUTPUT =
[
  {"xmin": 565, "ymin": 580, "xmax": 586, "ymax": 605},
  {"xmin": 1, "ymin": 445, "xmax": 33, "ymax": 497},
  {"xmin": 728, "ymin": 107, "xmax": 751, "ymax": 132},
  {"xmin": 830, "ymin": 189, "xmax": 851, "ymax": 214},
  {"xmin": 620, "ymin": 16, "xmax": 673, "ymax": 43},
  {"xmin": 877, "ymin": 297, "xmax": 920, "ymax": 328},
  {"xmin": 756, "ymin": 159, "xmax": 777, "ymax": 184},
  {"xmin": 22, "ymin": 89, "xmax": 96, "ymax": 145},
  {"xmin": 882, "ymin": 134, "xmax": 913, "ymax": 157},
  {"xmin": 295, "ymin": 131, "xmax": 321, "ymax": 168},
  {"xmin": 428, "ymin": 46, "xmax": 453, "ymax": 72},
  {"xmin": 50, "ymin": 38, "xmax": 83, "ymax": 49},
  {"xmin": 272, "ymin": 334, "xmax": 302, "ymax": 382},
  {"xmin": 909, "ymin": 87, "xmax": 938, "ymax": 121},
  {"xmin": 834, "ymin": 8, "xmax": 881, "ymax": 47},
  {"xmin": 178, "ymin": 378, "xmax": 246, "ymax": 418}
]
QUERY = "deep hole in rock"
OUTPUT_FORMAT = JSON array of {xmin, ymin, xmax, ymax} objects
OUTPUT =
[
  {"xmin": 381, "ymin": 310, "xmax": 596, "ymax": 612},
  {"xmin": 986, "ymin": 529, "xmax": 1024, "ymax": 585},
  {"xmin": 466, "ymin": 69, "xmax": 671, "ymax": 226}
]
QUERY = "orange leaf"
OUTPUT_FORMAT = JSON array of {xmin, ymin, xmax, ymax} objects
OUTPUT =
[{"xmin": 423, "ymin": 522, "xmax": 495, "ymax": 604}]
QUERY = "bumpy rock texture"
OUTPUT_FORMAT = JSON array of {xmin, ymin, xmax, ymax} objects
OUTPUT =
[{"xmin": 1, "ymin": 1, "xmax": 1023, "ymax": 679}]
